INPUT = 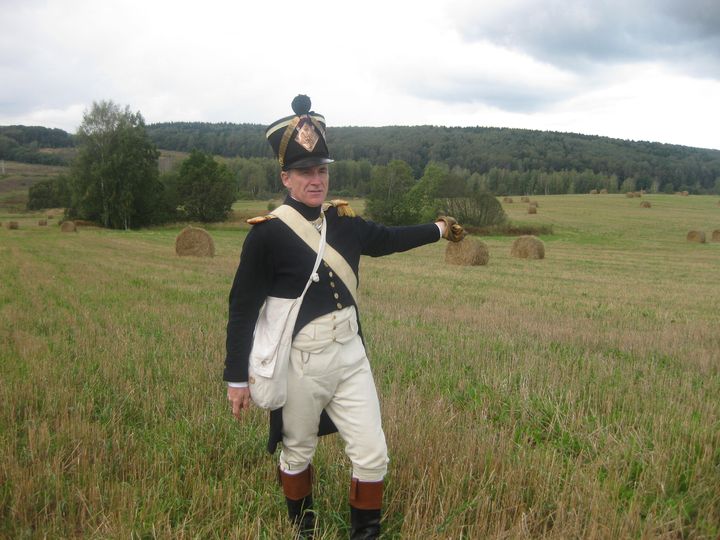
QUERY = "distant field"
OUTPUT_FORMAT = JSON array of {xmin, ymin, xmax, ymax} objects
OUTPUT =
[
  {"xmin": 1, "ymin": 194, "xmax": 719, "ymax": 538},
  {"xmin": 0, "ymin": 160, "xmax": 68, "ymax": 211},
  {"xmin": 0, "ymin": 150, "xmax": 188, "ymax": 212}
]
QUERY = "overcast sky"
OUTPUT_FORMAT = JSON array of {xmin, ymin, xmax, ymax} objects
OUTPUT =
[{"xmin": 2, "ymin": 0, "xmax": 719, "ymax": 150}]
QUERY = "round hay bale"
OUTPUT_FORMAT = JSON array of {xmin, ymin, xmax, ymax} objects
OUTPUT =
[
  {"xmin": 175, "ymin": 225, "xmax": 215, "ymax": 257},
  {"xmin": 38, "ymin": 219, "xmax": 48, "ymax": 226},
  {"xmin": 8, "ymin": 221, "xmax": 19, "ymax": 230},
  {"xmin": 589, "ymin": 189, "xmax": 598, "ymax": 195},
  {"xmin": 521, "ymin": 196, "xmax": 530, "ymax": 202},
  {"xmin": 445, "ymin": 237, "xmax": 489, "ymax": 266},
  {"xmin": 527, "ymin": 205, "xmax": 537, "ymax": 214},
  {"xmin": 503, "ymin": 197, "xmax": 514, "ymax": 203},
  {"xmin": 711, "ymin": 230, "xmax": 720, "ymax": 242},
  {"xmin": 686, "ymin": 230, "xmax": 706, "ymax": 243},
  {"xmin": 60, "ymin": 221, "xmax": 77, "ymax": 233},
  {"xmin": 681, "ymin": 191, "xmax": 689, "ymax": 196},
  {"xmin": 600, "ymin": 188, "xmax": 608, "ymax": 194},
  {"xmin": 625, "ymin": 192, "xmax": 634, "ymax": 198},
  {"xmin": 640, "ymin": 201, "xmax": 651, "ymax": 208},
  {"xmin": 634, "ymin": 192, "xmax": 642, "ymax": 198},
  {"xmin": 510, "ymin": 235, "xmax": 545, "ymax": 259}
]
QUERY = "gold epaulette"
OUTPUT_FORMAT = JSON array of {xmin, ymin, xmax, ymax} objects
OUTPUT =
[
  {"xmin": 246, "ymin": 214, "xmax": 277, "ymax": 225},
  {"xmin": 324, "ymin": 199, "xmax": 356, "ymax": 217}
]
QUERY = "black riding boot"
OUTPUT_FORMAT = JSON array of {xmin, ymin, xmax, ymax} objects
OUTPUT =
[
  {"xmin": 350, "ymin": 507, "xmax": 381, "ymax": 540},
  {"xmin": 286, "ymin": 495, "xmax": 316, "ymax": 539},
  {"xmin": 349, "ymin": 478, "xmax": 383, "ymax": 540},
  {"xmin": 279, "ymin": 466, "xmax": 316, "ymax": 539}
]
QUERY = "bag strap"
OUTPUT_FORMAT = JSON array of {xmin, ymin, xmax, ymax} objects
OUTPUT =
[
  {"xmin": 299, "ymin": 211, "xmax": 326, "ymax": 299},
  {"xmin": 271, "ymin": 204, "xmax": 358, "ymax": 305}
]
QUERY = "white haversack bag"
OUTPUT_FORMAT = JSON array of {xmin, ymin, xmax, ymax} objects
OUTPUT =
[
  {"xmin": 247, "ymin": 296, "xmax": 301, "ymax": 410},
  {"xmin": 247, "ymin": 205, "xmax": 327, "ymax": 410}
]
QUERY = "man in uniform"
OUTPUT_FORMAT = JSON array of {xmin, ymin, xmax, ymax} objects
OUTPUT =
[{"xmin": 225, "ymin": 95, "xmax": 465, "ymax": 539}]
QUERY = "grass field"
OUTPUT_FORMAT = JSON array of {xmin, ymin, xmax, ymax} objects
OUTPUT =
[{"xmin": 1, "ymin": 194, "xmax": 719, "ymax": 539}]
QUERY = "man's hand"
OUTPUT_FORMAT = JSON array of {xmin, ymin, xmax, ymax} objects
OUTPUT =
[
  {"xmin": 436, "ymin": 216, "xmax": 466, "ymax": 242},
  {"xmin": 227, "ymin": 386, "xmax": 252, "ymax": 420}
]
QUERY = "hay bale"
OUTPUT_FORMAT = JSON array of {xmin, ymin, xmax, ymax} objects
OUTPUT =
[
  {"xmin": 640, "ymin": 201, "xmax": 651, "ymax": 208},
  {"xmin": 60, "ymin": 221, "xmax": 77, "ymax": 233},
  {"xmin": 445, "ymin": 237, "xmax": 489, "ymax": 266},
  {"xmin": 521, "ymin": 196, "xmax": 530, "ymax": 202},
  {"xmin": 600, "ymin": 188, "xmax": 608, "ymax": 194},
  {"xmin": 625, "ymin": 192, "xmax": 634, "ymax": 198},
  {"xmin": 711, "ymin": 230, "xmax": 720, "ymax": 242},
  {"xmin": 510, "ymin": 235, "xmax": 545, "ymax": 259},
  {"xmin": 503, "ymin": 197, "xmax": 514, "ymax": 203},
  {"xmin": 527, "ymin": 206, "xmax": 537, "ymax": 214},
  {"xmin": 8, "ymin": 221, "xmax": 19, "ymax": 230},
  {"xmin": 681, "ymin": 191, "xmax": 689, "ymax": 196},
  {"xmin": 589, "ymin": 189, "xmax": 598, "ymax": 195},
  {"xmin": 686, "ymin": 230, "xmax": 706, "ymax": 243},
  {"xmin": 38, "ymin": 219, "xmax": 48, "ymax": 226},
  {"xmin": 634, "ymin": 192, "xmax": 642, "ymax": 198},
  {"xmin": 175, "ymin": 225, "xmax": 215, "ymax": 257}
]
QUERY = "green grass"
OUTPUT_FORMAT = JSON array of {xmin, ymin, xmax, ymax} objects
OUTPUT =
[{"xmin": 1, "ymin": 194, "xmax": 719, "ymax": 538}]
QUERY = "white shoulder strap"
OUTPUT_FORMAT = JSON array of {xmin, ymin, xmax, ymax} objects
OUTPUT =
[{"xmin": 271, "ymin": 204, "xmax": 358, "ymax": 305}]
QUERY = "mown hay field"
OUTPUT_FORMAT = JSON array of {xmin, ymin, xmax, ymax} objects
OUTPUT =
[{"xmin": 1, "ymin": 194, "xmax": 719, "ymax": 539}]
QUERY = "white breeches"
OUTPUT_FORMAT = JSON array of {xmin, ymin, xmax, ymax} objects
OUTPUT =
[{"xmin": 279, "ymin": 306, "xmax": 389, "ymax": 482}]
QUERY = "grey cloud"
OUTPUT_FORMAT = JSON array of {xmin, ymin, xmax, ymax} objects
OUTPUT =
[
  {"xmin": 431, "ymin": 86, "xmax": 563, "ymax": 113},
  {"xmin": 450, "ymin": 0, "xmax": 720, "ymax": 76},
  {"xmin": 394, "ymin": 72, "xmax": 576, "ymax": 113}
]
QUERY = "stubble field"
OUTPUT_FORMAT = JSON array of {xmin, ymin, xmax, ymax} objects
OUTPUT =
[{"xmin": 1, "ymin": 194, "xmax": 719, "ymax": 539}]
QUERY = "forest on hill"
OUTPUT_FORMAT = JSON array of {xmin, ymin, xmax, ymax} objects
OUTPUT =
[
  {"xmin": 146, "ymin": 122, "xmax": 720, "ymax": 193},
  {"xmin": 0, "ymin": 125, "xmax": 74, "ymax": 165},
  {"xmin": 3, "ymin": 123, "xmax": 720, "ymax": 194}
]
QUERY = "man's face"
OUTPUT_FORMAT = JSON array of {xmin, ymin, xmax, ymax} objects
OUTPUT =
[{"xmin": 281, "ymin": 165, "xmax": 329, "ymax": 207}]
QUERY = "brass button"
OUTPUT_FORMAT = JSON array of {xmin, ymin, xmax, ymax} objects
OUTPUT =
[
  {"xmin": 329, "ymin": 271, "xmax": 334, "ymax": 278},
  {"xmin": 330, "ymin": 282, "xmax": 336, "ymax": 288},
  {"xmin": 336, "ymin": 303, "xmax": 342, "ymax": 309},
  {"xmin": 334, "ymin": 292, "xmax": 339, "ymax": 299}
]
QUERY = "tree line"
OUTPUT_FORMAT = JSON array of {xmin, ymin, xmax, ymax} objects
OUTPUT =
[
  {"xmin": 24, "ymin": 98, "xmax": 718, "ymax": 230},
  {"xmin": 25, "ymin": 100, "xmax": 509, "ymax": 229},
  {"xmin": 0, "ymin": 126, "xmax": 74, "ymax": 166},
  {"xmin": 7, "ymin": 119, "xmax": 720, "ymax": 195},
  {"xmin": 146, "ymin": 122, "xmax": 720, "ymax": 194}
]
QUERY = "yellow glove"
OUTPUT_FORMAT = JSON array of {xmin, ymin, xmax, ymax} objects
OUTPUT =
[{"xmin": 436, "ymin": 216, "xmax": 466, "ymax": 242}]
